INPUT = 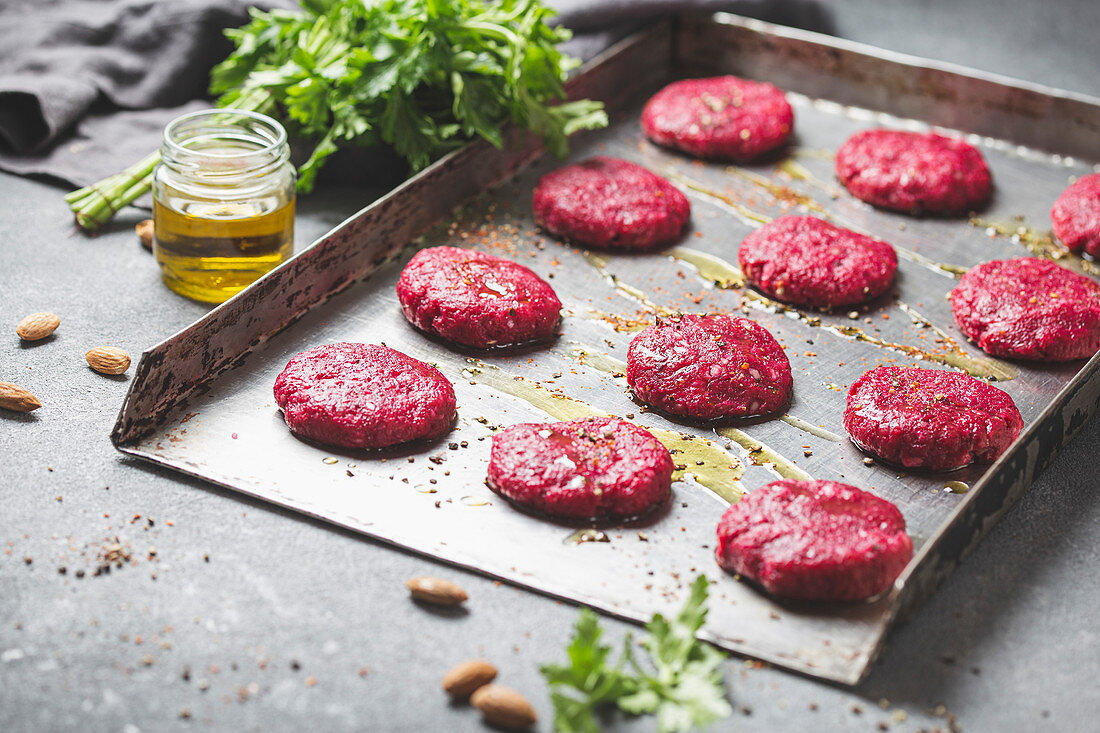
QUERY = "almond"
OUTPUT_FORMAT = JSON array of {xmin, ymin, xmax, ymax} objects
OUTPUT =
[
  {"xmin": 442, "ymin": 659, "xmax": 497, "ymax": 699},
  {"xmin": 136, "ymin": 219, "xmax": 154, "ymax": 250},
  {"xmin": 0, "ymin": 382, "xmax": 41, "ymax": 412},
  {"xmin": 406, "ymin": 576, "xmax": 468, "ymax": 606},
  {"xmin": 16, "ymin": 312, "xmax": 60, "ymax": 341},
  {"xmin": 86, "ymin": 346, "xmax": 131, "ymax": 375},
  {"xmin": 470, "ymin": 684, "xmax": 537, "ymax": 731}
]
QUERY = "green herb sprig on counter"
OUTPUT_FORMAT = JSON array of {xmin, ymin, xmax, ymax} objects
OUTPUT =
[
  {"xmin": 541, "ymin": 575, "xmax": 733, "ymax": 733},
  {"xmin": 66, "ymin": 0, "xmax": 607, "ymax": 231}
]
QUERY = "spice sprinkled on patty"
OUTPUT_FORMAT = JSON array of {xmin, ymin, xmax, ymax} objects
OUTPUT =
[
  {"xmin": 836, "ymin": 129, "xmax": 992, "ymax": 215},
  {"xmin": 627, "ymin": 314, "xmax": 792, "ymax": 420},
  {"xmin": 533, "ymin": 156, "xmax": 690, "ymax": 250},
  {"xmin": 273, "ymin": 343, "xmax": 457, "ymax": 449},
  {"xmin": 396, "ymin": 246, "xmax": 561, "ymax": 349},
  {"xmin": 487, "ymin": 416, "xmax": 673, "ymax": 522},
  {"xmin": 844, "ymin": 366, "xmax": 1023, "ymax": 471},
  {"xmin": 716, "ymin": 479, "xmax": 913, "ymax": 602},
  {"xmin": 950, "ymin": 257, "xmax": 1100, "ymax": 361},
  {"xmin": 738, "ymin": 215, "xmax": 898, "ymax": 308},
  {"xmin": 1051, "ymin": 172, "xmax": 1100, "ymax": 257},
  {"xmin": 641, "ymin": 76, "xmax": 794, "ymax": 160}
]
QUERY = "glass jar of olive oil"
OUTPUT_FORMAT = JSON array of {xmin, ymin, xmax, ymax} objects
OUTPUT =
[{"xmin": 152, "ymin": 109, "xmax": 295, "ymax": 303}]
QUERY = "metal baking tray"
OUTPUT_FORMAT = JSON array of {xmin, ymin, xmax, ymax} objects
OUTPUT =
[{"xmin": 111, "ymin": 14, "xmax": 1100, "ymax": 685}]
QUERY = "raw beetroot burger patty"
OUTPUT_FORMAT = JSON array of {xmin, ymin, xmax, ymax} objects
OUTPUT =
[
  {"xmin": 641, "ymin": 76, "xmax": 794, "ymax": 160},
  {"xmin": 532, "ymin": 156, "xmax": 690, "ymax": 250},
  {"xmin": 738, "ymin": 215, "xmax": 898, "ymax": 308},
  {"xmin": 1051, "ymin": 172, "xmax": 1100, "ymax": 257},
  {"xmin": 843, "ymin": 366, "xmax": 1023, "ymax": 471},
  {"xmin": 627, "ymin": 314, "xmax": 792, "ymax": 420},
  {"xmin": 486, "ymin": 416, "xmax": 673, "ymax": 521},
  {"xmin": 396, "ymin": 246, "xmax": 562, "ymax": 349},
  {"xmin": 715, "ymin": 479, "xmax": 913, "ymax": 602},
  {"xmin": 835, "ymin": 130, "xmax": 992, "ymax": 215},
  {"xmin": 950, "ymin": 257, "xmax": 1100, "ymax": 361},
  {"xmin": 273, "ymin": 343, "xmax": 456, "ymax": 449}
]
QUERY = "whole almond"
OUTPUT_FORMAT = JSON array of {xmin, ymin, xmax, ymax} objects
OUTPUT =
[
  {"xmin": 442, "ymin": 659, "xmax": 497, "ymax": 699},
  {"xmin": 406, "ymin": 576, "xmax": 467, "ymax": 606},
  {"xmin": 0, "ymin": 382, "xmax": 41, "ymax": 412},
  {"xmin": 136, "ymin": 219, "xmax": 154, "ymax": 250},
  {"xmin": 16, "ymin": 312, "xmax": 60, "ymax": 341},
  {"xmin": 470, "ymin": 684, "xmax": 537, "ymax": 731},
  {"xmin": 86, "ymin": 346, "xmax": 131, "ymax": 375}
]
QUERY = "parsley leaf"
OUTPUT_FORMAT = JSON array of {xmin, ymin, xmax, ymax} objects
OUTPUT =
[
  {"xmin": 209, "ymin": 0, "xmax": 608, "ymax": 192},
  {"xmin": 541, "ymin": 576, "xmax": 732, "ymax": 733},
  {"xmin": 540, "ymin": 608, "xmax": 639, "ymax": 733}
]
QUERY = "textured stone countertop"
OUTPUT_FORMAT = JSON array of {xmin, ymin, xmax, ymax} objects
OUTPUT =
[{"xmin": 3, "ymin": 2, "xmax": 1099, "ymax": 731}]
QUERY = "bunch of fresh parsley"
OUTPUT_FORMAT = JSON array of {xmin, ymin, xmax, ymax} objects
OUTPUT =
[
  {"xmin": 541, "ymin": 575, "xmax": 733, "ymax": 733},
  {"xmin": 209, "ymin": 0, "xmax": 608, "ymax": 191}
]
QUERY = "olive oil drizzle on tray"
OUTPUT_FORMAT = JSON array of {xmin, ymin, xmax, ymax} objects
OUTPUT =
[
  {"xmin": 777, "ymin": 415, "xmax": 842, "ymax": 443},
  {"xmin": 970, "ymin": 217, "xmax": 1100, "ymax": 277},
  {"xmin": 458, "ymin": 360, "xmax": 744, "ymax": 504},
  {"xmin": 661, "ymin": 247, "xmax": 1016, "ymax": 381},
  {"xmin": 666, "ymin": 167, "xmax": 969, "ymax": 279},
  {"xmin": 715, "ymin": 427, "xmax": 812, "ymax": 481},
  {"xmin": 567, "ymin": 347, "xmax": 830, "ymax": 471}
]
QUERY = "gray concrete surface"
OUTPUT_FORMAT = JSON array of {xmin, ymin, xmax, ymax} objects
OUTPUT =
[{"xmin": 3, "ymin": 2, "xmax": 1100, "ymax": 731}]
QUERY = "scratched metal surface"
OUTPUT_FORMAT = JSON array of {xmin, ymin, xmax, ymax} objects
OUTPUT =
[{"xmin": 114, "ymin": 16, "xmax": 1100, "ymax": 684}]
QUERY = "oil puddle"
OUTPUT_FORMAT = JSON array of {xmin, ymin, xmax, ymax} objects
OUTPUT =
[
  {"xmin": 563, "ymin": 528, "xmax": 610, "ymax": 545},
  {"xmin": 460, "ymin": 360, "xmax": 743, "ymax": 504},
  {"xmin": 778, "ymin": 415, "xmax": 842, "ymax": 442},
  {"xmin": 661, "ymin": 170, "xmax": 772, "ymax": 227},
  {"xmin": 667, "ymin": 246, "xmax": 744, "ymax": 288},
  {"xmin": 970, "ymin": 217, "xmax": 1100, "ymax": 277},
  {"xmin": 777, "ymin": 158, "xmax": 816, "ymax": 181},
  {"xmin": 571, "ymin": 347, "xmax": 628, "ymax": 375},
  {"xmin": 717, "ymin": 427, "xmax": 812, "ymax": 481},
  {"xmin": 893, "ymin": 247, "xmax": 969, "ymax": 278},
  {"xmin": 460, "ymin": 495, "xmax": 492, "ymax": 507},
  {"xmin": 942, "ymin": 481, "xmax": 970, "ymax": 494}
]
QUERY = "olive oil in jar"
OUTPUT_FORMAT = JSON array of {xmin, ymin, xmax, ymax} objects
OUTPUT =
[{"xmin": 152, "ymin": 110, "xmax": 296, "ymax": 303}]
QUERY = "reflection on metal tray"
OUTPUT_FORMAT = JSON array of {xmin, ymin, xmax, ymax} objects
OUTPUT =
[{"xmin": 111, "ymin": 14, "xmax": 1100, "ymax": 685}]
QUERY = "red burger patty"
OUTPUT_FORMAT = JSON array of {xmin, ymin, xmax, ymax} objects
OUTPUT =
[
  {"xmin": 843, "ymin": 366, "xmax": 1023, "ymax": 471},
  {"xmin": 835, "ymin": 130, "xmax": 992, "ymax": 215},
  {"xmin": 950, "ymin": 257, "xmax": 1100, "ymax": 361},
  {"xmin": 641, "ymin": 76, "xmax": 794, "ymax": 160},
  {"xmin": 738, "ymin": 215, "xmax": 898, "ymax": 308},
  {"xmin": 395, "ymin": 246, "xmax": 562, "ymax": 349},
  {"xmin": 532, "ymin": 156, "xmax": 691, "ymax": 250},
  {"xmin": 715, "ymin": 479, "xmax": 913, "ymax": 602},
  {"xmin": 627, "ymin": 314, "xmax": 792, "ymax": 420},
  {"xmin": 273, "ymin": 343, "xmax": 457, "ymax": 449},
  {"xmin": 486, "ymin": 416, "xmax": 673, "ymax": 521},
  {"xmin": 1051, "ymin": 172, "xmax": 1100, "ymax": 257}
]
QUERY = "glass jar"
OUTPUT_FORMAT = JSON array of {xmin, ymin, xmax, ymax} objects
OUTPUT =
[{"xmin": 152, "ymin": 109, "xmax": 295, "ymax": 303}]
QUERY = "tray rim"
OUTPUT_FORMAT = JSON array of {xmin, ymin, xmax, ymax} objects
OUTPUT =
[{"xmin": 708, "ymin": 12, "xmax": 1100, "ymax": 108}]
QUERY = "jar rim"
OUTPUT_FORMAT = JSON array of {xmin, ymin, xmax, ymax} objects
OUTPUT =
[{"xmin": 162, "ymin": 108, "xmax": 288, "ymax": 160}]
